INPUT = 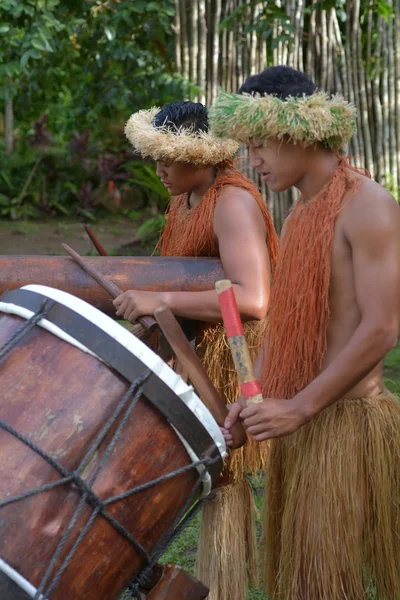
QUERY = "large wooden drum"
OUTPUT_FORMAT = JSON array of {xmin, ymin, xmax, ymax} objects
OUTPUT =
[{"xmin": 0, "ymin": 285, "xmax": 226, "ymax": 600}]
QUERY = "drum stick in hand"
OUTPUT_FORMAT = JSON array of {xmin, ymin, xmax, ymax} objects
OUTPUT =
[
  {"xmin": 61, "ymin": 243, "xmax": 157, "ymax": 332},
  {"xmin": 215, "ymin": 280, "xmax": 263, "ymax": 405}
]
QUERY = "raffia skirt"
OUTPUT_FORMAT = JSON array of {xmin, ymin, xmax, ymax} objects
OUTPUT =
[{"xmin": 263, "ymin": 390, "xmax": 400, "ymax": 600}]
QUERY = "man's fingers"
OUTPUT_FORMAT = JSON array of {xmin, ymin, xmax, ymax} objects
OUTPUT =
[
  {"xmin": 242, "ymin": 413, "xmax": 265, "ymax": 428},
  {"xmin": 239, "ymin": 404, "xmax": 261, "ymax": 419},
  {"xmin": 246, "ymin": 422, "xmax": 270, "ymax": 435},
  {"xmin": 115, "ymin": 298, "xmax": 129, "ymax": 316},
  {"xmin": 126, "ymin": 309, "xmax": 139, "ymax": 323},
  {"xmin": 113, "ymin": 294, "xmax": 124, "ymax": 308},
  {"xmin": 224, "ymin": 403, "xmax": 242, "ymax": 429}
]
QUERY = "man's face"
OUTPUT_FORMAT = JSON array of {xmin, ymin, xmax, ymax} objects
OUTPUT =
[
  {"xmin": 156, "ymin": 161, "xmax": 210, "ymax": 196},
  {"xmin": 248, "ymin": 136, "xmax": 307, "ymax": 192}
]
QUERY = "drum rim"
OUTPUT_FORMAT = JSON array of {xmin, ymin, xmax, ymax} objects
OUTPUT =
[
  {"xmin": 0, "ymin": 557, "xmax": 44, "ymax": 599},
  {"xmin": 0, "ymin": 288, "xmax": 223, "ymax": 486}
]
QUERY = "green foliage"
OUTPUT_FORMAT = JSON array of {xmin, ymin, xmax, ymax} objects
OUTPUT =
[
  {"xmin": 0, "ymin": 0, "xmax": 183, "ymax": 141},
  {"xmin": 0, "ymin": 121, "xmax": 170, "ymax": 220},
  {"xmin": 219, "ymin": 0, "xmax": 295, "ymax": 53},
  {"xmin": 0, "ymin": 0, "xmax": 186, "ymax": 221}
]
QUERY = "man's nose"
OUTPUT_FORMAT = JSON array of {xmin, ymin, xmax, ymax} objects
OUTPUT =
[
  {"xmin": 156, "ymin": 163, "xmax": 164, "ymax": 177},
  {"xmin": 249, "ymin": 149, "xmax": 262, "ymax": 169}
]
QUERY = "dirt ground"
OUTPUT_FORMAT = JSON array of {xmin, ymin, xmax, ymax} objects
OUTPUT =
[{"xmin": 0, "ymin": 219, "xmax": 143, "ymax": 256}]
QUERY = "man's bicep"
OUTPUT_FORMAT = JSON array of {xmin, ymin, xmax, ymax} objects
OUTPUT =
[
  {"xmin": 347, "ymin": 199, "xmax": 400, "ymax": 327},
  {"xmin": 214, "ymin": 192, "xmax": 271, "ymax": 286}
]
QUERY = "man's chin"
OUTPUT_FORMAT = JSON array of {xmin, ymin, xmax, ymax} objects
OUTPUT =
[{"xmin": 267, "ymin": 182, "xmax": 291, "ymax": 193}]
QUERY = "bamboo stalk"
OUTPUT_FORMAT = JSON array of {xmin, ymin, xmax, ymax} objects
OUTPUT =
[
  {"xmin": 373, "ymin": 15, "xmax": 384, "ymax": 181},
  {"xmin": 387, "ymin": 2, "xmax": 398, "ymax": 188},
  {"xmin": 320, "ymin": 10, "xmax": 328, "ymax": 92},
  {"xmin": 190, "ymin": 0, "xmax": 198, "ymax": 90},
  {"xmin": 198, "ymin": 0, "xmax": 207, "ymax": 103},
  {"xmin": 365, "ymin": 5, "xmax": 375, "ymax": 154},
  {"xmin": 250, "ymin": 3, "xmax": 258, "ymax": 75},
  {"xmin": 211, "ymin": 0, "xmax": 222, "ymax": 103},
  {"xmin": 306, "ymin": 0, "xmax": 316, "ymax": 80},
  {"xmin": 354, "ymin": 0, "xmax": 374, "ymax": 174},
  {"xmin": 180, "ymin": 0, "xmax": 189, "ymax": 81},
  {"xmin": 395, "ymin": 0, "xmax": 400, "ymax": 193},
  {"xmin": 174, "ymin": 0, "xmax": 181, "ymax": 72},
  {"xmin": 382, "ymin": 19, "xmax": 390, "ymax": 183}
]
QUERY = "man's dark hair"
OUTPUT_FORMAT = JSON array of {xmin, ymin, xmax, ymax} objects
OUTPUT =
[
  {"xmin": 238, "ymin": 66, "xmax": 316, "ymax": 99},
  {"xmin": 153, "ymin": 101, "xmax": 209, "ymax": 133}
]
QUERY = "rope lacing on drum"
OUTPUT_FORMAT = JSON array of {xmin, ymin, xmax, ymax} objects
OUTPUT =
[
  {"xmin": 0, "ymin": 304, "xmax": 219, "ymax": 600},
  {"xmin": 0, "ymin": 299, "xmax": 54, "ymax": 362}
]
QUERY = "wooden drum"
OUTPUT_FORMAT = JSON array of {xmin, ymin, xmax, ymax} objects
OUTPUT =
[{"xmin": 0, "ymin": 285, "xmax": 226, "ymax": 600}]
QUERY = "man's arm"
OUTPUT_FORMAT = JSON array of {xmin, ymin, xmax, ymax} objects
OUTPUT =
[
  {"xmin": 114, "ymin": 187, "xmax": 272, "ymax": 323},
  {"xmin": 241, "ymin": 185, "xmax": 400, "ymax": 441}
]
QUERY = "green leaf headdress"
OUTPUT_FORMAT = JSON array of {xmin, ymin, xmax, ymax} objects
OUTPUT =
[{"xmin": 209, "ymin": 90, "xmax": 357, "ymax": 149}]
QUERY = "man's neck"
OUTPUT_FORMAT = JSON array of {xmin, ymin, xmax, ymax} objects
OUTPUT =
[
  {"xmin": 295, "ymin": 149, "xmax": 340, "ymax": 201},
  {"xmin": 188, "ymin": 169, "xmax": 216, "ymax": 208}
]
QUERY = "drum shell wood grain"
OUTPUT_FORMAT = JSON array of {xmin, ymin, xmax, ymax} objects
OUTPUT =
[
  {"xmin": 0, "ymin": 313, "xmax": 199, "ymax": 600},
  {"xmin": 0, "ymin": 256, "xmax": 225, "ymax": 316}
]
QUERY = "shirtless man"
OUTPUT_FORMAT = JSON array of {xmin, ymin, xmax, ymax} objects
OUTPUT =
[{"xmin": 212, "ymin": 66, "xmax": 400, "ymax": 599}]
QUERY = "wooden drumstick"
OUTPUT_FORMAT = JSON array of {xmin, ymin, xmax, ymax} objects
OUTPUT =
[
  {"xmin": 215, "ymin": 280, "xmax": 263, "ymax": 405},
  {"xmin": 154, "ymin": 304, "xmax": 247, "ymax": 449},
  {"xmin": 61, "ymin": 243, "xmax": 157, "ymax": 332},
  {"xmin": 84, "ymin": 225, "xmax": 108, "ymax": 256}
]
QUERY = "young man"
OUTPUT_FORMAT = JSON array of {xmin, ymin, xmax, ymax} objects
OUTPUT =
[
  {"xmin": 115, "ymin": 101, "xmax": 279, "ymax": 600},
  {"xmin": 213, "ymin": 66, "xmax": 400, "ymax": 600}
]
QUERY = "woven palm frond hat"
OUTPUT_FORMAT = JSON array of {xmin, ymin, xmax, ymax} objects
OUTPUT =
[{"xmin": 125, "ymin": 105, "xmax": 239, "ymax": 167}]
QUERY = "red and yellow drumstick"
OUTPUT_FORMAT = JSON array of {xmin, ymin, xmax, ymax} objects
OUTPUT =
[{"xmin": 215, "ymin": 279, "xmax": 263, "ymax": 405}]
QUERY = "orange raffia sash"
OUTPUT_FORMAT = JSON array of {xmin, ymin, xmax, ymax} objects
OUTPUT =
[{"xmin": 261, "ymin": 159, "xmax": 363, "ymax": 399}]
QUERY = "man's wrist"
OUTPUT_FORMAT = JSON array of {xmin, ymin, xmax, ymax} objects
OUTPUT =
[
  {"xmin": 291, "ymin": 393, "xmax": 316, "ymax": 424},
  {"xmin": 158, "ymin": 291, "xmax": 171, "ymax": 308}
]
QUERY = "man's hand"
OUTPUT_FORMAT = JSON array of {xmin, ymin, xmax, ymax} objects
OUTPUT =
[
  {"xmin": 113, "ymin": 290, "xmax": 164, "ymax": 323},
  {"xmin": 239, "ymin": 397, "xmax": 309, "ymax": 441},
  {"xmin": 221, "ymin": 397, "xmax": 247, "ymax": 447}
]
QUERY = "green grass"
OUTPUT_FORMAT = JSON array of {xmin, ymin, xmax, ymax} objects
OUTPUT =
[{"xmin": 140, "ymin": 343, "xmax": 400, "ymax": 600}]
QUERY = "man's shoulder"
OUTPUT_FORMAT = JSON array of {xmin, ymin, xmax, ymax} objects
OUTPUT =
[
  {"xmin": 345, "ymin": 174, "xmax": 397, "ymax": 211},
  {"xmin": 340, "ymin": 173, "xmax": 400, "ymax": 239},
  {"xmin": 215, "ymin": 184, "xmax": 263, "ymax": 214},
  {"xmin": 218, "ymin": 184, "xmax": 254, "ymax": 201}
]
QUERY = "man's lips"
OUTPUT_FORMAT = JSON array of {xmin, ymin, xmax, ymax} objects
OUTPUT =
[{"xmin": 258, "ymin": 172, "xmax": 270, "ymax": 181}]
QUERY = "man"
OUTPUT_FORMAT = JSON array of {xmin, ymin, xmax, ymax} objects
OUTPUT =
[
  {"xmin": 114, "ymin": 101, "xmax": 279, "ymax": 600},
  {"xmin": 214, "ymin": 66, "xmax": 400, "ymax": 599}
]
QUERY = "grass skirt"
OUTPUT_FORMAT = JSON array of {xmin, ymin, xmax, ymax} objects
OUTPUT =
[
  {"xmin": 196, "ymin": 478, "xmax": 259, "ymax": 600},
  {"xmin": 263, "ymin": 390, "xmax": 400, "ymax": 600}
]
